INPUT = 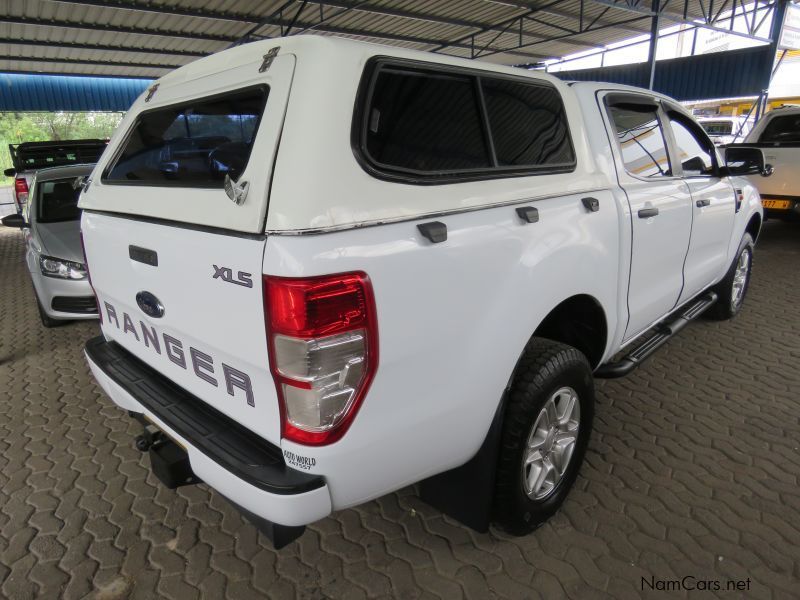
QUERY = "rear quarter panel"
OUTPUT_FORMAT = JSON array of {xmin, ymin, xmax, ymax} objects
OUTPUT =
[{"xmin": 268, "ymin": 190, "xmax": 620, "ymax": 509}]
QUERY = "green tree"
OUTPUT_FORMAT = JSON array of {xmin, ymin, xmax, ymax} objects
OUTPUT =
[{"xmin": 0, "ymin": 112, "xmax": 123, "ymax": 184}]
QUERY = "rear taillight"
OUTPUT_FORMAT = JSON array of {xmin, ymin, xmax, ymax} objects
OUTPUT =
[
  {"xmin": 14, "ymin": 177, "xmax": 28, "ymax": 203},
  {"xmin": 264, "ymin": 272, "xmax": 378, "ymax": 446},
  {"xmin": 79, "ymin": 231, "xmax": 102, "ymax": 324}
]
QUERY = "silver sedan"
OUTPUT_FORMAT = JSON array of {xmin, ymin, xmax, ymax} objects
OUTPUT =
[{"xmin": 1, "ymin": 164, "xmax": 99, "ymax": 327}]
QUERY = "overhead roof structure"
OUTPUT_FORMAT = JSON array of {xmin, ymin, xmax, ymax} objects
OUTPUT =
[{"xmin": 0, "ymin": 0, "xmax": 781, "ymax": 79}]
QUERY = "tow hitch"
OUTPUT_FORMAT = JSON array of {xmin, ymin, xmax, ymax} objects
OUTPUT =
[
  {"xmin": 129, "ymin": 412, "xmax": 306, "ymax": 549},
  {"xmin": 131, "ymin": 412, "xmax": 201, "ymax": 489}
]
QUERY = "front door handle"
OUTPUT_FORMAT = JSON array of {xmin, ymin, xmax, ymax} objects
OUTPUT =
[
  {"xmin": 638, "ymin": 207, "xmax": 659, "ymax": 218},
  {"xmin": 696, "ymin": 198, "xmax": 711, "ymax": 207}
]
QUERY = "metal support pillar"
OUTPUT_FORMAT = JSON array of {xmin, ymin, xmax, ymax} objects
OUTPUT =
[
  {"xmin": 647, "ymin": 0, "xmax": 660, "ymax": 89},
  {"xmin": 757, "ymin": 0, "xmax": 789, "ymax": 116}
]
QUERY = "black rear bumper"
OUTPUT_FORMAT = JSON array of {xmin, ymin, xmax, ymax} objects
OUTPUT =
[{"xmin": 84, "ymin": 336, "xmax": 323, "ymax": 496}]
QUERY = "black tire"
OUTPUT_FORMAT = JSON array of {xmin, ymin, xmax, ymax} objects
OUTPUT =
[
  {"xmin": 493, "ymin": 337, "xmax": 594, "ymax": 535},
  {"xmin": 36, "ymin": 296, "xmax": 62, "ymax": 328},
  {"xmin": 706, "ymin": 233, "xmax": 754, "ymax": 321}
]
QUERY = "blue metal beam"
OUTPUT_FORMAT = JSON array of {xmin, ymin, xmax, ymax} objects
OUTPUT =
[{"xmin": 0, "ymin": 73, "xmax": 151, "ymax": 111}]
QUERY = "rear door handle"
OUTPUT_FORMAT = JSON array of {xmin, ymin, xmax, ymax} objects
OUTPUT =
[
  {"xmin": 638, "ymin": 207, "xmax": 659, "ymax": 218},
  {"xmin": 696, "ymin": 199, "xmax": 711, "ymax": 207}
]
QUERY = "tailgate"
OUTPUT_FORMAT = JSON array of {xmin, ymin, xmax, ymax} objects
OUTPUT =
[{"xmin": 82, "ymin": 211, "xmax": 281, "ymax": 443}]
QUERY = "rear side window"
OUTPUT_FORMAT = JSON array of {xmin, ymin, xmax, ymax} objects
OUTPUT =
[
  {"xmin": 37, "ymin": 178, "xmax": 82, "ymax": 223},
  {"xmin": 104, "ymin": 87, "xmax": 268, "ymax": 187},
  {"xmin": 481, "ymin": 79, "xmax": 573, "ymax": 167},
  {"xmin": 355, "ymin": 60, "xmax": 576, "ymax": 183},
  {"xmin": 608, "ymin": 106, "xmax": 671, "ymax": 178},
  {"xmin": 758, "ymin": 114, "xmax": 800, "ymax": 144},
  {"xmin": 364, "ymin": 69, "xmax": 491, "ymax": 172}
]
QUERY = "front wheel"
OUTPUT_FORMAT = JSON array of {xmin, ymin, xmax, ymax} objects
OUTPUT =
[
  {"xmin": 493, "ymin": 338, "xmax": 594, "ymax": 535},
  {"xmin": 36, "ymin": 296, "xmax": 62, "ymax": 328},
  {"xmin": 706, "ymin": 233, "xmax": 754, "ymax": 320}
]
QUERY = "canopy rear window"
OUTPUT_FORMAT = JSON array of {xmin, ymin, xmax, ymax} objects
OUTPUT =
[{"xmin": 103, "ymin": 86, "xmax": 268, "ymax": 187}]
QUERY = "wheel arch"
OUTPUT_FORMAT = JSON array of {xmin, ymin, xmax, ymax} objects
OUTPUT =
[
  {"xmin": 529, "ymin": 293, "xmax": 609, "ymax": 370},
  {"xmin": 745, "ymin": 212, "xmax": 762, "ymax": 243}
]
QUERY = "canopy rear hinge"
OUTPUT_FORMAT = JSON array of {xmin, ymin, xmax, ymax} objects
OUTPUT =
[
  {"xmin": 259, "ymin": 47, "xmax": 280, "ymax": 73},
  {"xmin": 145, "ymin": 83, "xmax": 159, "ymax": 102}
]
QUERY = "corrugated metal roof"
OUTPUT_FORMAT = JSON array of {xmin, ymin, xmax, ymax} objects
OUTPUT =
[
  {"xmin": 0, "ymin": 0, "xmax": 780, "ymax": 88},
  {"xmin": 0, "ymin": 0, "xmax": 735, "ymax": 78},
  {"xmin": 0, "ymin": 73, "xmax": 149, "ymax": 110}
]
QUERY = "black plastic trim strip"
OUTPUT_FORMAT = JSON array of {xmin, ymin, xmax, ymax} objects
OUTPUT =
[{"xmin": 85, "ymin": 336, "xmax": 324, "ymax": 495}]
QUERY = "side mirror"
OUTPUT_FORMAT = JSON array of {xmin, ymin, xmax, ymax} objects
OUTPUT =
[
  {"xmin": 1, "ymin": 213, "xmax": 28, "ymax": 229},
  {"xmin": 724, "ymin": 145, "xmax": 773, "ymax": 177},
  {"xmin": 3, "ymin": 167, "xmax": 15, "ymax": 177}
]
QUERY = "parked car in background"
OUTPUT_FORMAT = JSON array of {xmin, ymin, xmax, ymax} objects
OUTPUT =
[
  {"xmin": 4, "ymin": 139, "xmax": 107, "ymax": 215},
  {"xmin": 733, "ymin": 106, "xmax": 800, "ymax": 220},
  {"xmin": 698, "ymin": 116, "xmax": 752, "ymax": 146},
  {"xmin": 1, "ymin": 164, "xmax": 99, "ymax": 327},
  {"xmin": 78, "ymin": 36, "xmax": 767, "ymax": 549}
]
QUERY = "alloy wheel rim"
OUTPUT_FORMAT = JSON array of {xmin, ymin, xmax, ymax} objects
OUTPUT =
[
  {"xmin": 731, "ymin": 248, "xmax": 751, "ymax": 308},
  {"xmin": 522, "ymin": 386, "xmax": 581, "ymax": 501}
]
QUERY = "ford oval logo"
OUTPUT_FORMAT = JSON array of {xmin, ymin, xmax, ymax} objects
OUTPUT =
[{"xmin": 136, "ymin": 291, "xmax": 165, "ymax": 318}]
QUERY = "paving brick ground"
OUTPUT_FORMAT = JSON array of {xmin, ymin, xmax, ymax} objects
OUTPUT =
[{"xmin": 0, "ymin": 222, "xmax": 798, "ymax": 599}]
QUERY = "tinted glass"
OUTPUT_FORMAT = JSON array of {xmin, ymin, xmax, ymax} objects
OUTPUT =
[
  {"xmin": 758, "ymin": 114, "xmax": 800, "ymax": 144},
  {"xmin": 15, "ymin": 142, "xmax": 106, "ymax": 172},
  {"xmin": 37, "ymin": 178, "xmax": 81, "ymax": 223},
  {"xmin": 482, "ymin": 79, "xmax": 574, "ymax": 167},
  {"xmin": 365, "ymin": 69, "xmax": 490, "ymax": 172},
  {"xmin": 609, "ymin": 106, "xmax": 671, "ymax": 177},
  {"xmin": 700, "ymin": 121, "xmax": 733, "ymax": 135},
  {"xmin": 105, "ymin": 87, "xmax": 268, "ymax": 186},
  {"xmin": 669, "ymin": 117, "xmax": 715, "ymax": 176}
]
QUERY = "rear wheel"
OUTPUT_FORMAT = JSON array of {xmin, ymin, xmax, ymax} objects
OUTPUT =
[
  {"xmin": 706, "ymin": 233, "xmax": 754, "ymax": 320},
  {"xmin": 493, "ymin": 338, "xmax": 594, "ymax": 535}
]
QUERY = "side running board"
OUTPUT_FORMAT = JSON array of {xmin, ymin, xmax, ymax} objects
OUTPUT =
[{"xmin": 595, "ymin": 292, "xmax": 718, "ymax": 379}]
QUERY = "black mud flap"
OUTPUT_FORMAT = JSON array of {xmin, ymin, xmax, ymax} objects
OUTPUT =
[
  {"xmin": 419, "ymin": 401, "xmax": 505, "ymax": 533},
  {"xmin": 148, "ymin": 436, "xmax": 306, "ymax": 549},
  {"xmin": 233, "ymin": 501, "xmax": 306, "ymax": 550},
  {"xmin": 149, "ymin": 439, "xmax": 202, "ymax": 489}
]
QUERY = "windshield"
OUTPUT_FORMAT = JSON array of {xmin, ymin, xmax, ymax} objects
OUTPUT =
[
  {"xmin": 700, "ymin": 121, "xmax": 733, "ymax": 135},
  {"xmin": 104, "ymin": 86, "xmax": 269, "ymax": 187},
  {"xmin": 37, "ymin": 178, "xmax": 82, "ymax": 223},
  {"xmin": 759, "ymin": 114, "xmax": 800, "ymax": 144}
]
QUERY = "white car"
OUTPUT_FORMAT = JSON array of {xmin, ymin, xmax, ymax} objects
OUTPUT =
[
  {"xmin": 2, "ymin": 164, "xmax": 99, "ymax": 327},
  {"xmin": 698, "ymin": 116, "xmax": 752, "ymax": 146},
  {"xmin": 78, "ymin": 36, "xmax": 768, "ymax": 548},
  {"xmin": 738, "ymin": 106, "xmax": 800, "ymax": 219}
]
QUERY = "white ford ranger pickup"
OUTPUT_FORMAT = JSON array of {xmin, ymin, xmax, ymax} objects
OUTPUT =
[{"xmin": 79, "ymin": 36, "xmax": 769, "ymax": 548}]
